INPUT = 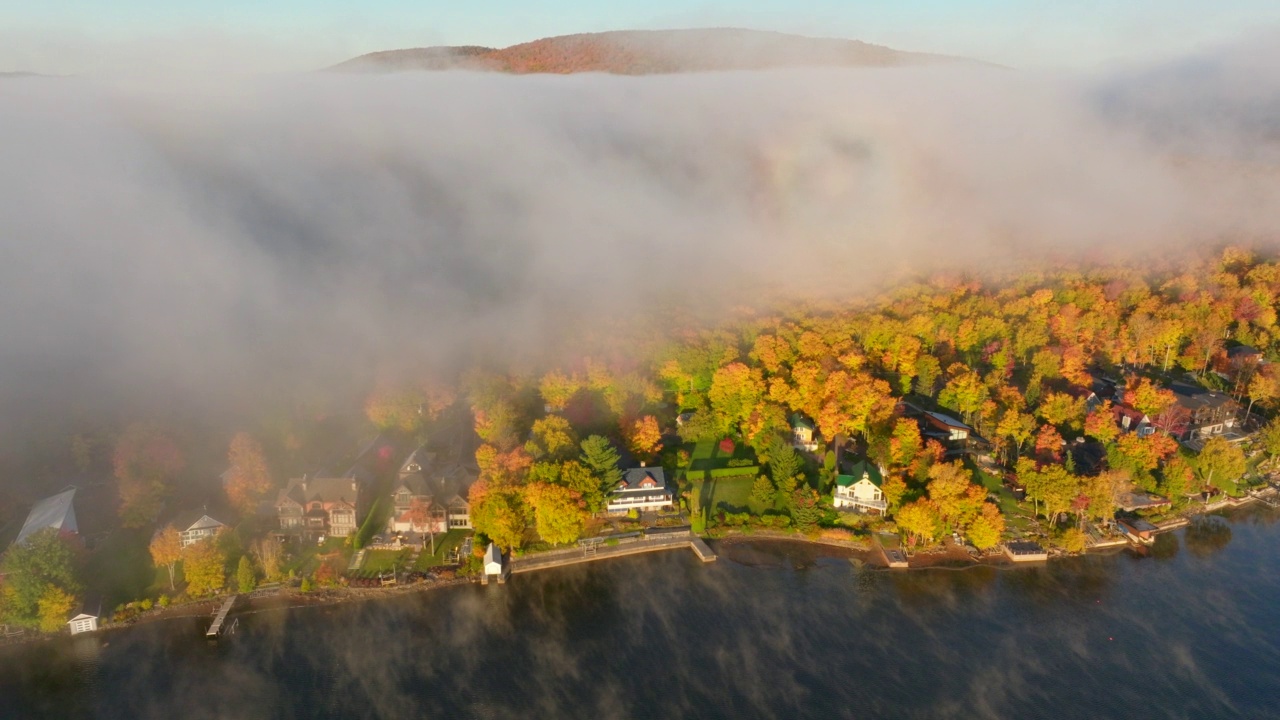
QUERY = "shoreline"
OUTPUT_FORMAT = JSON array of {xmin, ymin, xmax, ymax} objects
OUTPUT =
[
  {"xmin": 710, "ymin": 489, "xmax": 1279, "ymax": 571},
  {"xmin": 5, "ymin": 493, "xmax": 1274, "ymax": 649},
  {"xmin": 0, "ymin": 576, "xmax": 479, "ymax": 650}
]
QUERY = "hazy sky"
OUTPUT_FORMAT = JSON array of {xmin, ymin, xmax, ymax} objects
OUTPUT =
[{"xmin": 4, "ymin": 0, "xmax": 1280, "ymax": 75}]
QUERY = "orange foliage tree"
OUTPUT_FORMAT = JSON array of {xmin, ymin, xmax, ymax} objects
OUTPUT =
[{"xmin": 224, "ymin": 432, "xmax": 273, "ymax": 516}]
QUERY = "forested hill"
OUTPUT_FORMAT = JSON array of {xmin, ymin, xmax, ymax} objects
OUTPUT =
[{"xmin": 328, "ymin": 29, "xmax": 965, "ymax": 75}]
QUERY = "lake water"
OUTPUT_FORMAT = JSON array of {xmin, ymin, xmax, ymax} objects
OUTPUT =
[{"xmin": 3, "ymin": 510, "xmax": 1279, "ymax": 720}]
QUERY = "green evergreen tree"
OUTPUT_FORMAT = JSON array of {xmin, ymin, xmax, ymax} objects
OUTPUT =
[
  {"xmin": 580, "ymin": 435, "xmax": 622, "ymax": 489},
  {"xmin": 236, "ymin": 555, "xmax": 257, "ymax": 594}
]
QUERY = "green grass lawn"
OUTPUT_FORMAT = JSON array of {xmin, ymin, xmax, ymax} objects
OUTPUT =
[
  {"xmin": 414, "ymin": 529, "xmax": 469, "ymax": 569},
  {"xmin": 970, "ymin": 461, "xmax": 1034, "ymax": 532},
  {"xmin": 694, "ymin": 474, "xmax": 757, "ymax": 514},
  {"xmin": 687, "ymin": 440, "xmax": 758, "ymax": 473},
  {"xmin": 283, "ymin": 536, "xmax": 350, "ymax": 577},
  {"xmin": 360, "ymin": 549, "xmax": 413, "ymax": 573}
]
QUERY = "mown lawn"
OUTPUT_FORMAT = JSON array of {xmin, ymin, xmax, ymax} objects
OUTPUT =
[
  {"xmin": 361, "ymin": 549, "xmax": 413, "ymax": 573},
  {"xmin": 694, "ymin": 474, "xmax": 757, "ymax": 514},
  {"xmin": 283, "ymin": 536, "xmax": 350, "ymax": 577},
  {"xmin": 687, "ymin": 441, "xmax": 758, "ymax": 473},
  {"xmin": 970, "ymin": 461, "xmax": 1034, "ymax": 532},
  {"xmin": 413, "ymin": 529, "xmax": 470, "ymax": 569}
]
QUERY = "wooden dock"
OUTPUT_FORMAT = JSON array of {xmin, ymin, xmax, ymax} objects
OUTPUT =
[
  {"xmin": 206, "ymin": 595, "xmax": 238, "ymax": 637},
  {"xmin": 689, "ymin": 537, "xmax": 717, "ymax": 562}
]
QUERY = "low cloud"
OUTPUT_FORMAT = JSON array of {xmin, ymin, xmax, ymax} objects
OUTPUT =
[{"xmin": 2, "ymin": 35, "xmax": 1280, "ymax": 444}]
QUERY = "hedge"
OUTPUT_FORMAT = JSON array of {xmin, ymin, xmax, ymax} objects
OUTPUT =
[
  {"xmin": 708, "ymin": 466, "xmax": 759, "ymax": 479},
  {"xmin": 686, "ymin": 466, "xmax": 760, "ymax": 482}
]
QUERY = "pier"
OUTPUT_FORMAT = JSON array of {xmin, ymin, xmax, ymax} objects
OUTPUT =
[
  {"xmin": 509, "ymin": 530, "xmax": 715, "ymax": 576},
  {"xmin": 206, "ymin": 595, "xmax": 238, "ymax": 637}
]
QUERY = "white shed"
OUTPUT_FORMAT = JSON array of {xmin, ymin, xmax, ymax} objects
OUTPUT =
[
  {"xmin": 483, "ymin": 543, "xmax": 504, "ymax": 577},
  {"xmin": 68, "ymin": 612, "xmax": 98, "ymax": 635}
]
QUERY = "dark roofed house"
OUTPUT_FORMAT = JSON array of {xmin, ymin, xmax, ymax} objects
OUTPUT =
[
  {"xmin": 277, "ymin": 476, "xmax": 363, "ymax": 540},
  {"xmin": 1113, "ymin": 403, "xmax": 1155, "ymax": 437},
  {"xmin": 833, "ymin": 460, "xmax": 887, "ymax": 515},
  {"xmin": 918, "ymin": 410, "xmax": 991, "ymax": 459},
  {"xmin": 1167, "ymin": 382, "xmax": 1246, "ymax": 447},
  {"xmin": 386, "ymin": 458, "xmax": 474, "ymax": 534},
  {"xmin": 398, "ymin": 445, "xmax": 436, "ymax": 480},
  {"xmin": 1068, "ymin": 439, "xmax": 1107, "ymax": 476},
  {"xmin": 923, "ymin": 411, "xmax": 971, "ymax": 442},
  {"xmin": 606, "ymin": 465, "xmax": 673, "ymax": 515},
  {"xmin": 14, "ymin": 488, "xmax": 78, "ymax": 547},
  {"xmin": 1227, "ymin": 345, "xmax": 1263, "ymax": 364},
  {"xmin": 173, "ymin": 510, "xmax": 227, "ymax": 548},
  {"xmin": 1065, "ymin": 385, "xmax": 1102, "ymax": 413}
]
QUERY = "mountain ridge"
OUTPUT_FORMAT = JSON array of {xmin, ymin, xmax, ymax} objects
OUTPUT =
[{"xmin": 328, "ymin": 28, "xmax": 971, "ymax": 75}]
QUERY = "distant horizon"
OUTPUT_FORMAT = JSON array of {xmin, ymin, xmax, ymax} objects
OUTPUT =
[{"xmin": 4, "ymin": 0, "xmax": 1280, "ymax": 77}]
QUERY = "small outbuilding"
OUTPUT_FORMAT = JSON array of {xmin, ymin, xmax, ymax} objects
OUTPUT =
[
  {"xmin": 482, "ymin": 542, "xmax": 506, "ymax": 585},
  {"xmin": 67, "ymin": 598, "xmax": 101, "ymax": 635},
  {"xmin": 1117, "ymin": 517, "xmax": 1159, "ymax": 545},
  {"xmin": 1003, "ymin": 541, "xmax": 1049, "ymax": 563}
]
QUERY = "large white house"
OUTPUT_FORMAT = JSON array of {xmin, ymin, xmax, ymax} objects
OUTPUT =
[
  {"xmin": 606, "ymin": 466, "xmax": 673, "ymax": 514},
  {"xmin": 833, "ymin": 460, "xmax": 888, "ymax": 515}
]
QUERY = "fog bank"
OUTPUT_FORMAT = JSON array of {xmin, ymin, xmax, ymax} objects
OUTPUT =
[{"xmin": 2, "ymin": 38, "xmax": 1280, "ymax": 440}]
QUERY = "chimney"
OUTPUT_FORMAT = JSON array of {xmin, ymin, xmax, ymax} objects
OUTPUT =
[{"xmin": 352, "ymin": 479, "xmax": 359, "ymax": 494}]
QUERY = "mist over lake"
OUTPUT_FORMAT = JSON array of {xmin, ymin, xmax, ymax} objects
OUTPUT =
[{"xmin": 3, "ymin": 509, "xmax": 1278, "ymax": 720}]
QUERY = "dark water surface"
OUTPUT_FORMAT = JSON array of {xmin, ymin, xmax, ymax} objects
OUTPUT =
[{"xmin": 3, "ymin": 511, "xmax": 1280, "ymax": 720}]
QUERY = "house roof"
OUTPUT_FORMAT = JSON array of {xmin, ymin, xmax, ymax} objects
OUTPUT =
[
  {"xmin": 278, "ymin": 477, "xmax": 359, "ymax": 508},
  {"xmin": 484, "ymin": 542, "xmax": 501, "ymax": 566},
  {"xmin": 1228, "ymin": 345, "xmax": 1262, "ymax": 359},
  {"xmin": 924, "ymin": 411, "xmax": 971, "ymax": 431},
  {"xmin": 393, "ymin": 474, "xmax": 432, "ymax": 498},
  {"xmin": 1169, "ymin": 383, "xmax": 1240, "ymax": 412},
  {"xmin": 620, "ymin": 467, "xmax": 667, "ymax": 490},
  {"xmin": 15, "ymin": 488, "xmax": 78, "ymax": 545},
  {"xmin": 1112, "ymin": 403, "xmax": 1149, "ymax": 424},
  {"xmin": 171, "ymin": 509, "xmax": 226, "ymax": 533},
  {"xmin": 789, "ymin": 413, "xmax": 814, "ymax": 431},
  {"xmin": 836, "ymin": 460, "xmax": 882, "ymax": 487},
  {"xmin": 399, "ymin": 445, "xmax": 436, "ymax": 477},
  {"xmin": 1115, "ymin": 491, "xmax": 1171, "ymax": 511},
  {"xmin": 1064, "ymin": 385, "xmax": 1098, "ymax": 401}
]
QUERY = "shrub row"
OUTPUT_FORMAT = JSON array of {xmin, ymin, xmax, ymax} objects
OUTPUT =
[{"xmin": 686, "ymin": 466, "xmax": 760, "ymax": 481}]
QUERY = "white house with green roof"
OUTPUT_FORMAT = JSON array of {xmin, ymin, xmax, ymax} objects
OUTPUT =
[{"xmin": 833, "ymin": 460, "xmax": 888, "ymax": 515}]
